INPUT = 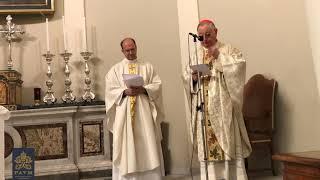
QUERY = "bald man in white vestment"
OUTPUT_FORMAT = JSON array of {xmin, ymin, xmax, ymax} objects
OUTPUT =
[
  {"xmin": 105, "ymin": 38, "xmax": 165, "ymax": 180},
  {"xmin": 183, "ymin": 19, "xmax": 252, "ymax": 180}
]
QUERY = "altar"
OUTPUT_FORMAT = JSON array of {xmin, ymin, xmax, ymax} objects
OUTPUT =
[{"xmin": 3, "ymin": 104, "xmax": 112, "ymax": 179}]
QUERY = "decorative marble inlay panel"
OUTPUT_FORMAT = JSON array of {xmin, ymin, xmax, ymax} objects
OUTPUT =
[
  {"xmin": 4, "ymin": 132, "xmax": 13, "ymax": 158},
  {"xmin": 80, "ymin": 121, "xmax": 104, "ymax": 157},
  {"xmin": 15, "ymin": 123, "xmax": 67, "ymax": 160}
]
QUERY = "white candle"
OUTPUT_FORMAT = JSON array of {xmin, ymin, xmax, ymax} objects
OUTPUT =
[
  {"xmin": 62, "ymin": 16, "xmax": 67, "ymax": 51},
  {"xmin": 82, "ymin": 17, "xmax": 87, "ymax": 51},
  {"xmin": 46, "ymin": 18, "xmax": 50, "ymax": 52}
]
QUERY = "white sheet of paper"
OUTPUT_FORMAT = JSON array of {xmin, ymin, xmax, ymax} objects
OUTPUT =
[
  {"xmin": 190, "ymin": 64, "xmax": 211, "ymax": 75},
  {"xmin": 122, "ymin": 74, "xmax": 144, "ymax": 87}
]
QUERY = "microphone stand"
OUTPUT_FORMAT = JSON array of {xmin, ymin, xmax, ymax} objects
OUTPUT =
[{"xmin": 190, "ymin": 36, "xmax": 209, "ymax": 180}]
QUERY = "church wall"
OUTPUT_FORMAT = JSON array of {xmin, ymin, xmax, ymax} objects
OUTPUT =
[
  {"xmin": 0, "ymin": 0, "xmax": 67, "ymax": 105},
  {"xmin": 305, "ymin": 0, "xmax": 320, "ymax": 103},
  {"xmin": 85, "ymin": 0, "xmax": 190, "ymax": 174},
  {"xmin": 199, "ymin": 0, "xmax": 320, "ymax": 155},
  {"xmin": 176, "ymin": 0, "xmax": 201, "ymax": 173},
  {"xmin": 0, "ymin": 0, "xmax": 192, "ymax": 175},
  {"xmin": 3, "ymin": 0, "xmax": 319, "ymax": 176}
]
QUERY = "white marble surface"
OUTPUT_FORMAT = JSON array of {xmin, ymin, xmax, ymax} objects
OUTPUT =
[
  {"xmin": 163, "ymin": 174, "xmax": 282, "ymax": 180},
  {"xmin": 4, "ymin": 105, "xmax": 111, "ymax": 179},
  {"xmin": 0, "ymin": 109, "xmax": 3, "ymax": 180},
  {"xmin": 0, "ymin": 106, "xmax": 10, "ymax": 180}
]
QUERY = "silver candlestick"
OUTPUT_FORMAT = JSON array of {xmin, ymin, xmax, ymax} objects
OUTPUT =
[
  {"xmin": 43, "ymin": 51, "xmax": 56, "ymax": 104},
  {"xmin": 61, "ymin": 51, "xmax": 75, "ymax": 103},
  {"xmin": 80, "ymin": 51, "xmax": 95, "ymax": 102},
  {"xmin": 0, "ymin": 15, "xmax": 25, "ymax": 70}
]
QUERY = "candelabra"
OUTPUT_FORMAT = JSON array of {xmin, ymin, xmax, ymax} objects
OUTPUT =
[
  {"xmin": 43, "ymin": 51, "xmax": 56, "ymax": 104},
  {"xmin": 61, "ymin": 51, "xmax": 75, "ymax": 103},
  {"xmin": 80, "ymin": 51, "xmax": 95, "ymax": 102}
]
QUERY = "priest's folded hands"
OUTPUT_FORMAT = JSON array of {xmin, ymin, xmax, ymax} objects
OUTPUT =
[{"xmin": 124, "ymin": 86, "xmax": 147, "ymax": 96}]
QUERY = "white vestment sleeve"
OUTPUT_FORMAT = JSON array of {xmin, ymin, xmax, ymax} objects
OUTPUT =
[
  {"xmin": 221, "ymin": 46, "xmax": 246, "ymax": 109},
  {"xmin": 219, "ymin": 45, "xmax": 252, "ymax": 158},
  {"xmin": 143, "ymin": 63, "xmax": 165, "ymax": 140},
  {"xmin": 0, "ymin": 106, "xmax": 10, "ymax": 120},
  {"xmin": 105, "ymin": 68, "xmax": 126, "ymax": 132}
]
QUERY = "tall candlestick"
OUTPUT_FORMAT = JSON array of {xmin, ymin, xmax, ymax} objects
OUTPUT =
[
  {"xmin": 82, "ymin": 17, "xmax": 87, "ymax": 51},
  {"xmin": 46, "ymin": 18, "xmax": 50, "ymax": 52},
  {"xmin": 62, "ymin": 16, "xmax": 67, "ymax": 51}
]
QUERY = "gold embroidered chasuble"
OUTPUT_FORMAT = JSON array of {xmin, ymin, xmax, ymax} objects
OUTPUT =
[
  {"xmin": 203, "ymin": 49, "xmax": 225, "ymax": 161},
  {"xmin": 183, "ymin": 42, "xmax": 252, "ymax": 162}
]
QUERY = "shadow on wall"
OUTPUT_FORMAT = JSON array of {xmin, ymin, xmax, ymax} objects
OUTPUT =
[
  {"xmin": 161, "ymin": 122, "xmax": 171, "ymax": 175},
  {"xmin": 273, "ymin": 86, "xmax": 290, "ymax": 175},
  {"xmin": 91, "ymin": 56, "xmax": 103, "ymax": 100},
  {"xmin": 21, "ymin": 87, "xmax": 35, "ymax": 106}
]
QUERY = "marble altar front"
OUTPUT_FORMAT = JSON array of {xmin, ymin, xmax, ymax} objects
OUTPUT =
[{"xmin": 3, "ymin": 104, "xmax": 111, "ymax": 179}]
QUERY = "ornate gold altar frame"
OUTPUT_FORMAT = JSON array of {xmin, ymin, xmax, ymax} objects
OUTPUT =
[
  {"xmin": 0, "ymin": 0, "xmax": 55, "ymax": 14},
  {"xmin": 0, "ymin": 70, "xmax": 23, "ymax": 110}
]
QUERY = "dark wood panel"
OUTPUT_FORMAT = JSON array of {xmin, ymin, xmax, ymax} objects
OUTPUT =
[{"xmin": 273, "ymin": 151, "xmax": 320, "ymax": 180}]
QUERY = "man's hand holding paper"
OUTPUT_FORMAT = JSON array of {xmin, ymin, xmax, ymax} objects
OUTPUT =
[
  {"xmin": 122, "ymin": 74, "xmax": 146, "ymax": 96},
  {"xmin": 190, "ymin": 64, "xmax": 212, "ymax": 82},
  {"xmin": 190, "ymin": 64, "xmax": 211, "ymax": 76},
  {"xmin": 122, "ymin": 74, "xmax": 144, "ymax": 87}
]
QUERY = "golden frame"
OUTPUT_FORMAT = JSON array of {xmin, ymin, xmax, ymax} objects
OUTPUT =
[{"xmin": 0, "ymin": 0, "xmax": 55, "ymax": 14}]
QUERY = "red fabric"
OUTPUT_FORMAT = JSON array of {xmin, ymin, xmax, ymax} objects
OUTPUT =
[{"xmin": 199, "ymin": 19, "xmax": 214, "ymax": 24}]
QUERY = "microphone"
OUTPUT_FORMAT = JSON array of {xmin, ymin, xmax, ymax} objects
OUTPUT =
[{"xmin": 189, "ymin": 33, "xmax": 203, "ymax": 41}]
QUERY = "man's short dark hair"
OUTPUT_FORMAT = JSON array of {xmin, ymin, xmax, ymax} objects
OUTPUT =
[{"xmin": 120, "ymin": 38, "xmax": 136, "ymax": 49}]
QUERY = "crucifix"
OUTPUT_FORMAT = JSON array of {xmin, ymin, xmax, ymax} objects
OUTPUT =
[{"xmin": 0, "ymin": 15, "xmax": 25, "ymax": 70}]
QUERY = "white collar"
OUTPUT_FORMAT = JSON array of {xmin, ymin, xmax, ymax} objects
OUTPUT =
[{"xmin": 123, "ymin": 58, "xmax": 138, "ymax": 64}]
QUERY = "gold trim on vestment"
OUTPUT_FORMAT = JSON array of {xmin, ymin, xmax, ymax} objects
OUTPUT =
[{"xmin": 128, "ymin": 63, "xmax": 137, "ymax": 131}]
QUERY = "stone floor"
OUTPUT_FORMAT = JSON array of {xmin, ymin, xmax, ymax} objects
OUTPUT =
[
  {"xmin": 163, "ymin": 174, "xmax": 282, "ymax": 180},
  {"xmin": 82, "ymin": 174, "xmax": 282, "ymax": 180}
]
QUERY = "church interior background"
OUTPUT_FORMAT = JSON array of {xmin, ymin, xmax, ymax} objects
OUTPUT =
[{"xmin": 1, "ymin": 0, "xmax": 320, "ymax": 179}]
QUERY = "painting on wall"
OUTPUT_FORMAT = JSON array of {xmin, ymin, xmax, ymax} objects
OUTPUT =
[{"xmin": 0, "ymin": 0, "xmax": 54, "ymax": 14}]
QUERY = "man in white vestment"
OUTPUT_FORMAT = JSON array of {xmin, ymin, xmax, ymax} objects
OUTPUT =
[
  {"xmin": 183, "ymin": 19, "xmax": 252, "ymax": 180},
  {"xmin": 105, "ymin": 38, "xmax": 165, "ymax": 180}
]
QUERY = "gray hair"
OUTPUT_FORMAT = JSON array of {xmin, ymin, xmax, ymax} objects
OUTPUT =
[{"xmin": 197, "ymin": 21, "xmax": 216, "ymax": 31}]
